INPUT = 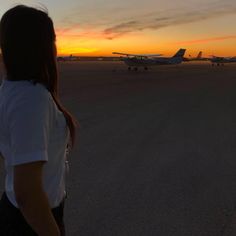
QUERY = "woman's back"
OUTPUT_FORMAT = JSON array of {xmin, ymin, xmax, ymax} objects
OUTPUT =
[
  {"xmin": 0, "ymin": 79, "xmax": 69, "ymax": 208},
  {"xmin": 0, "ymin": 5, "xmax": 77, "ymax": 235}
]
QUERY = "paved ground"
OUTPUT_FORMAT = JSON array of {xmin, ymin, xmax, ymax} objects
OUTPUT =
[{"xmin": 1, "ymin": 61, "xmax": 236, "ymax": 235}]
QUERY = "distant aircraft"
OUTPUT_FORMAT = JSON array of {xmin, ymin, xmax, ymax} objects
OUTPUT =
[
  {"xmin": 184, "ymin": 51, "xmax": 208, "ymax": 62},
  {"xmin": 57, "ymin": 54, "xmax": 79, "ymax": 62},
  {"xmin": 113, "ymin": 49, "xmax": 186, "ymax": 71},
  {"xmin": 210, "ymin": 56, "xmax": 236, "ymax": 66}
]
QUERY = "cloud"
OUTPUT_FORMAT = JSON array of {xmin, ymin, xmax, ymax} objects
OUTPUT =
[
  {"xmin": 56, "ymin": 25, "xmax": 103, "ymax": 41},
  {"xmin": 55, "ymin": 23, "xmax": 81, "ymax": 35},
  {"xmin": 102, "ymin": 1, "xmax": 236, "ymax": 39},
  {"xmin": 174, "ymin": 35, "xmax": 236, "ymax": 45},
  {"xmin": 104, "ymin": 21, "xmax": 138, "ymax": 39},
  {"xmin": 56, "ymin": 0, "xmax": 236, "ymax": 41}
]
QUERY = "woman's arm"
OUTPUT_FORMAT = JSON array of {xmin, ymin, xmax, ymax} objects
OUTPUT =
[{"xmin": 14, "ymin": 161, "xmax": 60, "ymax": 236}]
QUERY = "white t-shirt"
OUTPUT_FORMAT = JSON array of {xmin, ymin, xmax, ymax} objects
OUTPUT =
[{"xmin": 0, "ymin": 78, "xmax": 70, "ymax": 208}]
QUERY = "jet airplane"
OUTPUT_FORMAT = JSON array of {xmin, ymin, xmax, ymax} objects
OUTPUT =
[{"xmin": 113, "ymin": 49, "xmax": 186, "ymax": 71}]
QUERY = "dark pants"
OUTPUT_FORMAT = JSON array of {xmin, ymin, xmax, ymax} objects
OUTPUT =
[{"xmin": 0, "ymin": 192, "xmax": 65, "ymax": 236}]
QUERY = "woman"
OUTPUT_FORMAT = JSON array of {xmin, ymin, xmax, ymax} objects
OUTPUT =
[{"xmin": 0, "ymin": 5, "xmax": 77, "ymax": 235}]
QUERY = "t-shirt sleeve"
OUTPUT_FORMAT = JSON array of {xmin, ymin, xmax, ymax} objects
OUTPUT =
[{"xmin": 8, "ymin": 85, "xmax": 50, "ymax": 166}]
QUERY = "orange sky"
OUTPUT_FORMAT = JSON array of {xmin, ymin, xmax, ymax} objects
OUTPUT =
[{"xmin": 1, "ymin": 0, "xmax": 236, "ymax": 57}]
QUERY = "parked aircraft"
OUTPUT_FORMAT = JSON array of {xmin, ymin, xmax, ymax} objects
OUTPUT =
[
  {"xmin": 210, "ymin": 56, "xmax": 236, "ymax": 66},
  {"xmin": 184, "ymin": 51, "xmax": 208, "ymax": 62},
  {"xmin": 57, "ymin": 54, "xmax": 79, "ymax": 62},
  {"xmin": 113, "ymin": 49, "xmax": 186, "ymax": 71}
]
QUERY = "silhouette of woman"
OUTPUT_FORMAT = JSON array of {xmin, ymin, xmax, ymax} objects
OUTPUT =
[{"xmin": 0, "ymin": 5, "xmax": 77, "ymax": 235}]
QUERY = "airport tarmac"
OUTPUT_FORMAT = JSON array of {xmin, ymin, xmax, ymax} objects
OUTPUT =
[{"xmin": 1, "ymin": 61, "xmax": 236, "ymax": 235}]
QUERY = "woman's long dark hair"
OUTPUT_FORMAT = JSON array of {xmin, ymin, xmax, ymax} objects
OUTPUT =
[{"xmin": 0, "ymin": 5, "xmax": 77, "ymax": 147}]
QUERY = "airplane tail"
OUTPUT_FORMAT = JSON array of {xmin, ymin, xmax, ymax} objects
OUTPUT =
[
  {"xmin": 197, "ymin": 51, "xmax": 202, "ymax": 59},
  {"xmin": 172, "ymin": 49, "xmax": 186, "ymax": 58}
]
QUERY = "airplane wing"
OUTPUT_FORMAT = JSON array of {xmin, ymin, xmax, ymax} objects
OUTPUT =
[
  {"xmin": 112, "ymin": 52, "xmax": 135, "ymax": 57},
  {"xmin": 141, "ymin": 54, "xmax": 163, "ymax": 57},
  {"xmin": 112, "ymin": 52, "xmax": 162, "ymax": 57},
  {"xmin": 210, "ymin": 55, "xmax": 231, "ymax": 59}
]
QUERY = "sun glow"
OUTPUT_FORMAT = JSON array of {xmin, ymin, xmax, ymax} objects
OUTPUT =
[
  {"xmin": 57, "ymin": 46, "xmax": 99, "ymax": 56},
  {"xmin": 50, "ymin": 0, "xmax": 236, "ymax": 57},
  {"xmin": 1, "ymin": 1, "xmax": 236, "ymax": 57}
]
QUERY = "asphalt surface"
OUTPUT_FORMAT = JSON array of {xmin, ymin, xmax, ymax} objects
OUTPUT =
[{"xmin": 1, "ymin": 61, "xmax": 236, "ymax": 235}]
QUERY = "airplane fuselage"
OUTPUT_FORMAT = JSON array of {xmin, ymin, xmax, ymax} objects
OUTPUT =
[
  {"xmin": 210, "ymin": 57, "xmax": 236, "ymax": 64},
  {"xmin": 114, "ymin": 49, "xmax": 186, "ymax": 70},
  {"xmin": 123, "ymin": 57, "xmax": 183, "ymax": 67}
]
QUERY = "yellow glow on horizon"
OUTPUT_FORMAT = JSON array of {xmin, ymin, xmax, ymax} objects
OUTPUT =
[
  {"xmin": 56, "ymin": 36, "xmax": 236, "ymax": 57},
  {"xmin": 56, "ymin": 33, "xmax": 99, "ymax": 55},
  {"xmin": 57, "ymin": 46, "xmax": 99, "ymax": 55},
  {"xmin": 55, "ymin": 18, "xmax": 236, "ymax": 57},
  {"xmin": 1, "ymin": 0, "xmax": 236, "ymax": 57},
  {"xmin": 55, "ymin": 31, "xmax": 236, "ymax": 57}
]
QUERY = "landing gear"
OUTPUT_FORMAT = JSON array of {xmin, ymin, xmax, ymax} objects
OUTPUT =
[
  {"xmin": 127, "ymin": 67, "xmax": 142, "ymax": 71},
  {"xmin": 212, "ymin": 63, "xmax": 225, "ymax": 67}
]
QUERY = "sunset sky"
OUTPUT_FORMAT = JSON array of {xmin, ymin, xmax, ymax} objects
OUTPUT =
[{"xmin": 1, "ymin": 0, "xmax": 236, "ymax": 56}]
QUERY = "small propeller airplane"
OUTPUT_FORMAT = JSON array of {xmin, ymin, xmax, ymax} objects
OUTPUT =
[
  {"xmin": 209, "ymin": 56, "xmax": 236, "ymax": 66},
  {"xmin": 57, "ymin": 54, "xmax": 79, "ymax": 62},
  {"xmin": 184, "ymin": 51, "xmax": 209, "ymax": 62},
  {"xmin": 113, "ymin": 49, "xmax": 186, "ymax": 71}
]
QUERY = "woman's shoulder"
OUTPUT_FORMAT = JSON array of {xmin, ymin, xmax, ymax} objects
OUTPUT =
[
  {"xmin": 6, "ymin": 80, "xmax": 49, "ymax": 101},
  {"xmin": 4, "ymin": 80, "xmax": 51, "ymax": 114}
]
